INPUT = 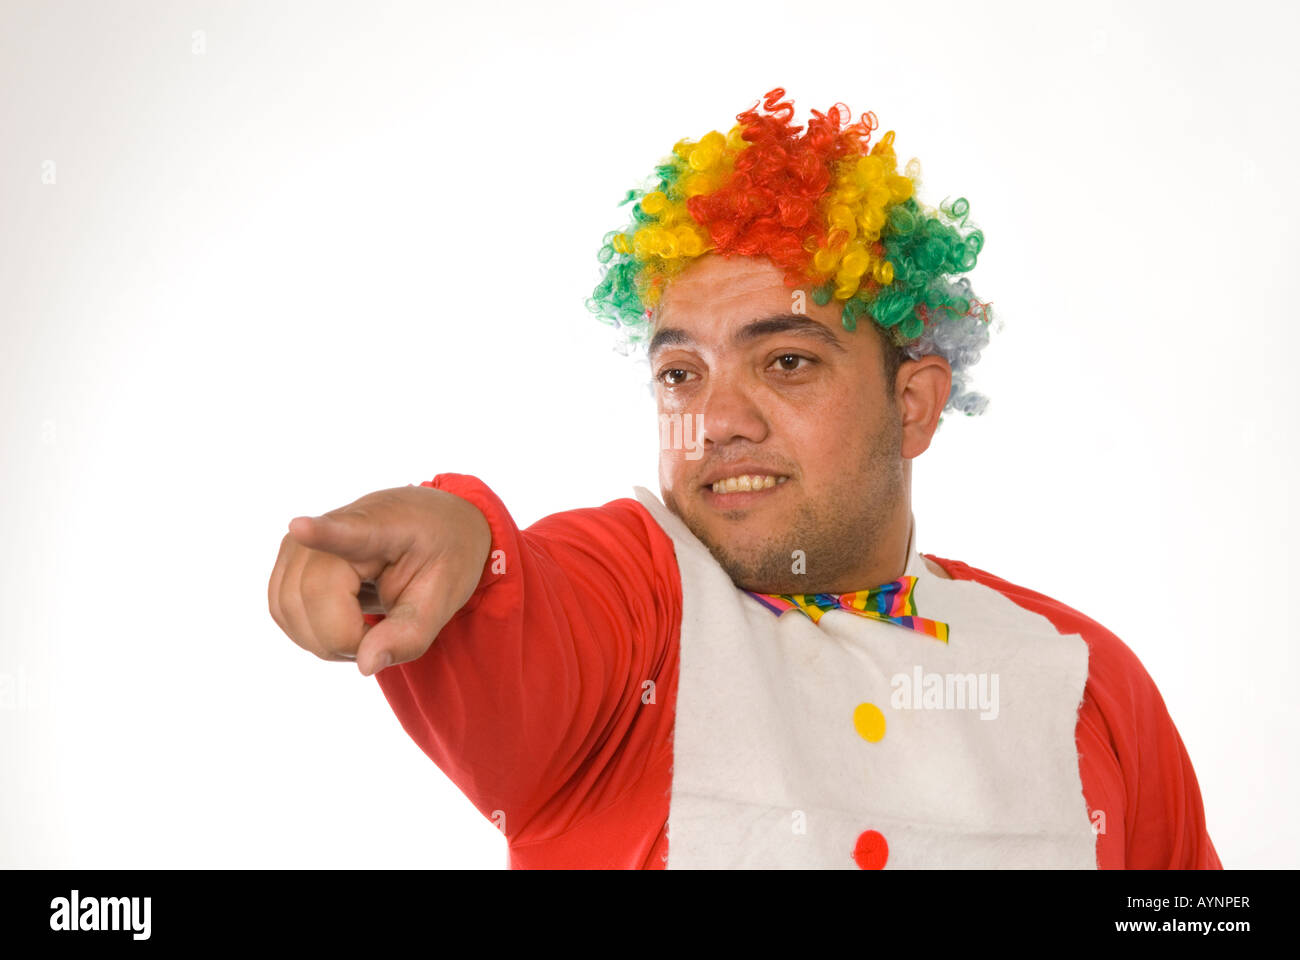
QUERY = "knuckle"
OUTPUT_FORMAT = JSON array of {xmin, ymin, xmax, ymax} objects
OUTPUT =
[
  {"xmin": 317, "ymin": 631, "xmax": 360, "ymax": 662},
  {"xmin": 298, "ymin": 571, "xmax": 331, "ymax": 603},
  {"xmin": 268, "ymin": 582, "xmax": 288, "ymax": 630},
  {"xmin": 300, "ymin": 554, "xmax": 350, "ymax": 598}
]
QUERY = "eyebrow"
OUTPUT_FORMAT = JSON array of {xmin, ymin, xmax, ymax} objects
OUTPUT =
[{"xmin": 647, "ymin": 313, "xmax": 848, "ymax": 361}]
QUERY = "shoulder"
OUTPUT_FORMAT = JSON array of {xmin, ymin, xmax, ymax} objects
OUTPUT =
[
  {"xmin": 527, "ymin": 496, "xmax": 678, "ymax": 564},
  {"xmin": 921, "ymin": 554, "xmax": 1153, "ymax": 697},
  {"xmin": 424, "ymin": 474, "xmax": 677, "ymax": 565},
  {"xmin": 922, "ymin": 554, "xmax": 1222, "ymax": 868},
  {"xmin": 522, "ymin": 497, "xmax": 684, "ymax": 621},
  {"xmin": 921, "ymin": 553, "xmax": 1172, "ymax": 778}
]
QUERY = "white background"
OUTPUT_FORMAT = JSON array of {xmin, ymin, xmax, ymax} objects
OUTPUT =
[{"xmin": 1, "ymin": 0, "xmax": 1295, "ymax": 868}]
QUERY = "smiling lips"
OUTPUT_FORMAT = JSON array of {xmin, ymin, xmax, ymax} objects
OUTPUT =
[{"xmin": 707, "ymin": 474, "xmax": 790, "ymax": 495}]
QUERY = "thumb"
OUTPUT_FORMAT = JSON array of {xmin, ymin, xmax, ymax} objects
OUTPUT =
[{"xmin": 355, "ymin": 592, "xmax": 447, "ymax": 677}]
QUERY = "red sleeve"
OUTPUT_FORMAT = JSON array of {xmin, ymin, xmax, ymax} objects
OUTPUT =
[
  {"xmin": 366, "ymin": 474, "xmax": 680, "ymax": 853},
  {"xmin": 1075, "ymin": 626, "xmax": 1223, "ymax": 869},
  {"xmin": 926, "ymin": 555, "xmax": 1222, "ymax": 870}
]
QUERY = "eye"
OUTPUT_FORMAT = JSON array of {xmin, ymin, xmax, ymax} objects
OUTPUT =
[
  {"xmin": 656, "ymin": 368, "xmax": 696, "ymax": 386},
  {"xmin": 769, "ymin": 353, "xmax": 814, "ymax": 373}
]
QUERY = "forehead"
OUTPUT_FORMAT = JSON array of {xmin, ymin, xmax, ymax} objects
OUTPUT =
[
  {"xmin": 652, "ymin": 253, "xmax": 850, "ymax": 346},
  {"xmin": 656, "ymin": 254, "xmax": 803, "ymax": 322}
]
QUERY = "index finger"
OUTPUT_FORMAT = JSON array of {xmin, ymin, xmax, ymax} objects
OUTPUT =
[{"xmin": 287, "ymin": 512, "xmax": 390, "ymax": 581}]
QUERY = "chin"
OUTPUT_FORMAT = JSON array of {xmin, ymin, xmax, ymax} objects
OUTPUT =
[{"xmin": 683, "ymin": 515, "xmax": 791, "ymax": 585}]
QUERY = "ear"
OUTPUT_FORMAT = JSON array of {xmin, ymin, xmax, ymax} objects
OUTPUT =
[{"xmin": 896, "ymin": 355, "xmax": 952, "ymax": 459}]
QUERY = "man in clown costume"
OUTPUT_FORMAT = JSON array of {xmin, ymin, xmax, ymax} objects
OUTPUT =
[{"xmin": 267, "ymin": 89, "xmax": 1221, "ymax": 869}]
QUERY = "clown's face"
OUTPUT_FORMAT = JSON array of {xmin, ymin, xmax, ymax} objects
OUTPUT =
[{"xmin": 650, "ymin": 252, "xmax": 950, "ymax": 593}]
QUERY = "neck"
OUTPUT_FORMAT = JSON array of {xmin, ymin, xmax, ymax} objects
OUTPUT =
[{"xmin": 814, "ymin": 503, "xmax": 913, "ymax": 593}]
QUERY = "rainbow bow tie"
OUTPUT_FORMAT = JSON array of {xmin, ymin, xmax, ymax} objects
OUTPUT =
[{"xmin": 745, "ymin": 575, "xmax": 949, "ymax": 643}]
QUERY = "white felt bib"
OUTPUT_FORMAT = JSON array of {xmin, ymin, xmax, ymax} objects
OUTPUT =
[{"xmin": 632, "ymin": 486, "xmax": 1097, "ymax": 870}]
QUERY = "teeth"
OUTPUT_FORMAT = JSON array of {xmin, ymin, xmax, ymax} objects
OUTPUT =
[{"xmin": 710, "ymin": 474, "xmax": 788, "ymax": 494}]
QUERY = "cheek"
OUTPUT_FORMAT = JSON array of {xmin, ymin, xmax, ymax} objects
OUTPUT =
[
  {"xmin": 784, "ymin": 406, "xmax": 879, "ymax": 486},
  {"xmin": 656, "ymin": 387, "xmax": 690, "ymax": 414},
  {"xmin": 658, "ymin": 448, "xmax": 691, "ymax": 494}
]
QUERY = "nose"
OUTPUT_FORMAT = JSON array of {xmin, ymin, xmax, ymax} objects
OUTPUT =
[{"xmin": 699, "ymin": 371, "xmax": 769, "ymax": 449}]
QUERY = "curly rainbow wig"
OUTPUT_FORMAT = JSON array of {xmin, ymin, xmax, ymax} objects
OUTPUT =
[{"xmin": 586, "ymin": 88, "xmax": 996, "ymax": 416}]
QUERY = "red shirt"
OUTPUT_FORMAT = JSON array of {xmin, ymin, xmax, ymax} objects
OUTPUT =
[{"xmin": 370, "ymin": 474, "xmax": 1222, "ymax": 869}]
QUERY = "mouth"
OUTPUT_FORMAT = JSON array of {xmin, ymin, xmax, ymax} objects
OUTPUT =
[{"xmin": 699, "ymin": 472, "xmax": 790, "ymax": 508}]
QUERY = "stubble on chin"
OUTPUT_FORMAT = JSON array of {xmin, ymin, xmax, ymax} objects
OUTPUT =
[
  {"xmin": 658, "ymin": 488, "xmax": 760, "ymax": 586},
  {"xmin": 660, "ymin": 428, "xmax": 903, "ymax": 593},
  {"xmin": 689, "ymin": 502, "xmax": 814, "ymax": 592},
  {"xmin": 662, "ymin": 489, "xmax": 880, "ymax": 594}
]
